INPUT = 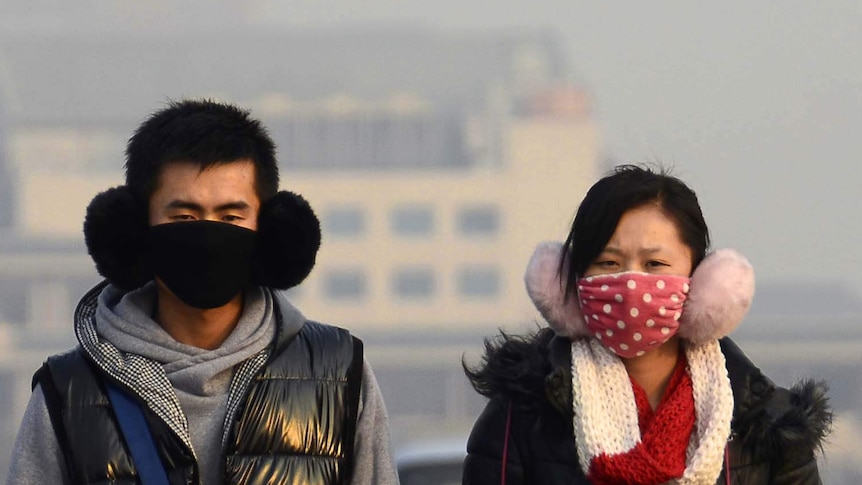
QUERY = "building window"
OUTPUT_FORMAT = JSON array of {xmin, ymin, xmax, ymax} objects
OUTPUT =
[
  {"xmin": 457, "ymin": 206, "xmax": 500, "ymax": 236},
  {"xmin": 323, "ymin": 269, "xmax": 366, "ymax": 300},
  {"xmin": 393, "ymin": 267, "xmax": 435, "ymax": 299},
  {"xmin": 458, "ymin": 266, "xmax": 500, "ymax": 298},
  {"xmin": 324, "ymin": 207, "xmax": 366, "ymax": 237},
  {"xmin": 391, "ymin": 206, "xmax": 434, "ymax": 236}
]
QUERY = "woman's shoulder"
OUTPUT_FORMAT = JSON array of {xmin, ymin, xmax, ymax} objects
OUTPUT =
[
  {"xmin": 720, "ymin": 338, "xmax": 832, "ymax": 459},
  {"xmin": 464, "ymin": 327, "xmax": 562, "ymax": 407}
]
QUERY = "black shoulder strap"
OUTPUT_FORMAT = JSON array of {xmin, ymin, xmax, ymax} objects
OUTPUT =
[
  {"xmin": 33, "ymin": 361, "xmax": 81, "ymax": 484},
  {"xmin": 341, "ymin": 335, "xmax": 364, "ymax": 485}
]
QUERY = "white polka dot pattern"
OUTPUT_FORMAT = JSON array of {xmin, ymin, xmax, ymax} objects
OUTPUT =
[{"xmin": 576, "ymin": 271, "xmax": 690, "ymax": 358}]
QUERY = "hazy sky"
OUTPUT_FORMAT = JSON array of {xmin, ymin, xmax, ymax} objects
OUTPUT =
[
  {"xmin": 3, "ymin": 1, "xmax": 859, "ymax": 298},
  {"xmin": 261, "ymin": 0, "xmax": 862, "ymax": 297}
]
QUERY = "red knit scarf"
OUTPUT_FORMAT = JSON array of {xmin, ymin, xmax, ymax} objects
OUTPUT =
[{"xmin": 588, "ymin": 356, "xmax": 696, "ymax": 485}]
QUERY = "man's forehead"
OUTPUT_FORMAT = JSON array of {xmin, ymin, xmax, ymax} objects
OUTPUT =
[
  {"xmin": 154, "ymin": 159, "xmax": 255, "ymax": 184},
  {"xmin": 150, "ymin": 159, "xmax": 258, "ymax": 201},
  {"xmin": 157, "ymin": 158, "xmax": 254, "ymax": 174}
]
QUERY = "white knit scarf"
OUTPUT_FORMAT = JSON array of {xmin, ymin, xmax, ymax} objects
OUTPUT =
[{"xmin": 570, "ymin": 338, "xmax": 734, "ymax": 484}]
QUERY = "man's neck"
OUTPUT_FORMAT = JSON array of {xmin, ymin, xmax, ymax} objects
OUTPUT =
[
  {"xmin": 623, "ymin": 337, "xmax": 682, "ymax": 410},
  {"xmin": 154, "ymin": 286, "xmax": 244, "ymax": 350}
]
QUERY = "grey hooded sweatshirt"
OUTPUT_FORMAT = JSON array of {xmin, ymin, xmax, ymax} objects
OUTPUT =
[{"xmin": 5, "ymin": 283, "xmax": 399, "ymax": 485}]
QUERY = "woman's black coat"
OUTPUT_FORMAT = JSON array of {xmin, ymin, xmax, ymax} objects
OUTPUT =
[{"xmin": 463, "ymin": 330, "xmax": 831, "ymax": 484}]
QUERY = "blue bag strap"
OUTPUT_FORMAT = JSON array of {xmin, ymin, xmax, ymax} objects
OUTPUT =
[{"xmin": 104, "ymin": 380, "xmax": 172, "ymax": 485}]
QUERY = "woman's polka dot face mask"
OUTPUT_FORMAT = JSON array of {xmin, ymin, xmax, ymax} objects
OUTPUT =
[{"xmin": 577, "ymin": 271, "xmax": 690, "ymax": 358}]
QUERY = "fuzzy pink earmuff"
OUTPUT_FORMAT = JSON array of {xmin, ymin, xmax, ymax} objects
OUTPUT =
[{"xmin": 524, "ymin": 241, "xmax": 755, "ymax": 344}]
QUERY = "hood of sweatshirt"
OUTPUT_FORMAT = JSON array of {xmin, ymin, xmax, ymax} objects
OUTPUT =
[{"xmin": 73, "ymin": 281, "xmax": 306, "ymax": 454}]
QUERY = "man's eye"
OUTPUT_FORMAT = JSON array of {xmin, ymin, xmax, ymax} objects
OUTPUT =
[
  {"xmin": 222, "ymin": 215, "xmax": 242, "ymax": 222},
  {"xmin": 171, "ymin": 214, "xmax": 195, "ymax": 221}
]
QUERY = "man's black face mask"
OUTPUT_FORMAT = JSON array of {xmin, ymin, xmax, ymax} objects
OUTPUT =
[{"xmin": 149, "ymin": 221, "xmax": 257, "ymax": 309}]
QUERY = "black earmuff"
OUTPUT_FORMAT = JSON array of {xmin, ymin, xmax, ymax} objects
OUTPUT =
[
  {"xmin": 83, "ymin": 187, "xmax": 321, "ymax": 291},
  {"xmin": 252, "ymin": 190, "xmax": 321, "ymax": 289}
]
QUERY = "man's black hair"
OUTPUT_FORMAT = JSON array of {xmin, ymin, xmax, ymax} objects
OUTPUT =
[
  {"xmin": 124, "ymin": 99, "xmax": 279, "ymax": 203},
  {"xmin": 561, "ymin": 164, "xmax": 710, "ymax": 299}
]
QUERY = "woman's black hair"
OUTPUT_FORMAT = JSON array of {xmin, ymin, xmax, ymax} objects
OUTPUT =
[{"xmin": 560, "ymin": 164, "xmax": 710, "ymax": 299}]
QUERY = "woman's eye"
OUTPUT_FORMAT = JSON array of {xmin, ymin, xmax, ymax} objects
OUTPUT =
[{"xmin": 647, "ymin": 260, "xmax": 668, "ymax": 268}]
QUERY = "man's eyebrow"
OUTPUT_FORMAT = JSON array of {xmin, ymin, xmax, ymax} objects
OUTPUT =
[
  {"xmin": 214, "ymin": 201, "xmax": 252, "ymax": 212},
  {"xmin": 166, "ymin": 200, "xmax": 204, "ymax": 211},
  {"xmin": 164, "ymin": 200, "xmax": 252, "ymax": 212}
]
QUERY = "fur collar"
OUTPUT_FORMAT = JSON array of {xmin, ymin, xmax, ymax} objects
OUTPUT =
[{"xmin": 719, "ymin": 339, "xmax": 832, "ymax": 459}]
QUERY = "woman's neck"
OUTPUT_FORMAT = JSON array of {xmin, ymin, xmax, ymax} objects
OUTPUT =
[{"xmin": 623, "ymin": 336, "xmax": 682, "ymax": 409}]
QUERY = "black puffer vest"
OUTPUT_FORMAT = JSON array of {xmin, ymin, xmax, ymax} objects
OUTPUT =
[{"xmin": 35, "ymin": 320, "xmax": 363, "ymax": 485}]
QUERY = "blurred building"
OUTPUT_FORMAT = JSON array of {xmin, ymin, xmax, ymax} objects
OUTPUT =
[
  {"xmin": 262, "ymin": 86, "xmax": 595, "ymax": 329},
  {"xmin": 0, "ymin": 101, "xmax": 13, "ymax": 229},
  {"xmin": 0, "ymin": 28, "xmax": 598, "ymax": 330}
]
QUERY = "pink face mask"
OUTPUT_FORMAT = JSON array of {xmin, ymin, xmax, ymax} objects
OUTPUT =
[{"xmin": 577, "ymin": 272, "xmax": 690, "ymax": 358}]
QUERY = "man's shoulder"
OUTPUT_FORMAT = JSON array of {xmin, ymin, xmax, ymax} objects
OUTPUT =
[
  {"xmin": 45, "ymin": 346, "xmax": 86, "ymax": 362},
  {"xmin": 32, "ymin": 346, "xmax": 103, "ymax": 413},
  {"xmin": 291, "ymin": 320, "xmax": 362, "ymax": 351},
  {"xmin": 271, "ymin": 291, "xmax": 358, "ymax": 342},
  {"xmin": 35, "ymin": 346, "xmax": 91, "ymax": 385},
  {"xmin": 301, "ymin": 319, "xmax": 354, "ymax": 336},
  {"xmin": 269, "ymin": 320, "xmax": 363, "ymax": 374}
]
